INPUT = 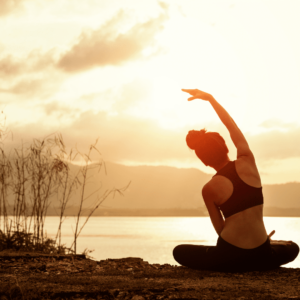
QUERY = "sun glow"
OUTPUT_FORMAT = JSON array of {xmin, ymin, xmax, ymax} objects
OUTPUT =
[
  {"xmin": 2, "ymin": 0, "xmax": 300, "ymax": 184},
  {"xmin": 134, "ymin": 15, "xmax": 251, "ymax": 130}
]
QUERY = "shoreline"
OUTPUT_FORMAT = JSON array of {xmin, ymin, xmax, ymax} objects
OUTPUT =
[{"xmin": 44, "ymin": 207, "xmax": 300, "ymax": 217}]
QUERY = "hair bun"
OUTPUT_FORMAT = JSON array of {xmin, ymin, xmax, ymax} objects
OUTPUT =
[{"xmin": 186, "ymin": 129, "xmax": 207, "ymax": 150}]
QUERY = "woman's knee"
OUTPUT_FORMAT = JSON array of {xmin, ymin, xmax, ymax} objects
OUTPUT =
[
  {"xmin": 272, "ymin": 242, "xmax": 300, "ymax": 266},
  {"xmin": 287, "ymin": 242, "xmax": 299, "ymax": 261},
  {"xmin": 173, "ymin": 244, "xmax": 186, "ymax": 262}
]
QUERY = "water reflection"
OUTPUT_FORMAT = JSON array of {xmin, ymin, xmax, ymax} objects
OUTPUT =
[{"xmin": 43, "ymin": 216, "xmax": 300, "ymax": 268}]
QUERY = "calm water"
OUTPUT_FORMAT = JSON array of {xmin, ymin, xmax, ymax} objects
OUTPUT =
[{"xmin": 44, "ymin": 216, "xmax": 300, "ymax": 268}]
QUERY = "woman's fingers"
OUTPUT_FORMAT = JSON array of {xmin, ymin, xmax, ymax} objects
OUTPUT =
[
  {"xmin": 188, "ymin": 96, "xmax": 197, "ymax": 101},
  {"xmin": 182, "ymin": 89, "xmax": 198, "ymax": 101},
  {"xmin": 268, "ymin": 230, "xmax": 275, "ymax": 239},
  {"xmin": 182, "ymin": 89, "xmax": 196, "ymax": 93},
  {"xmin": 270, "ymin": 240, "xmax": 292, "ymax": 245},
  {"xmin": 182, "ymin": 88, "xmax": 212, "ymax": 101},
  {"xmin": 182, "ymin": 89, "xmax": 199, "ymax": 96}
]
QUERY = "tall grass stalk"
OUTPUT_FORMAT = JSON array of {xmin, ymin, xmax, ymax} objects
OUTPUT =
[
  {"xmin": 0, "ymin": 116, "xmax": 128, "ymax": 254},
  {"xmin": 69, "ymin": 140, "xmax": 130, "ymax": 254}
]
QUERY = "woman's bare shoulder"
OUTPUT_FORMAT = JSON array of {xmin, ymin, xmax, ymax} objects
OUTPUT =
[
  {"xmin": 235, "ymin": 156, "xmax": 259, "ymax": 173},
  {"xmin": 235, "ymin": 156, "xmax": 262, "ymax": 187},
  {"xmin": 202, "ymin": 177, "xmax": 233, "ymax": 205}
]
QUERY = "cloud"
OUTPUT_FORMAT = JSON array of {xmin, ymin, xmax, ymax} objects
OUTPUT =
[
  {"xmin": 248, "ymin": 127, "xmax": 300, "ymax": 161},
  {"xmin": 0, "ymin": 55, "xmax": 23, "ymax": 76},
  {"xmin": 66, "ymin": 111, "xmax": 187, "ymax": 163},
  {"xmin": 73, "ymin": 79, "xmax": 152, "ymax": 114},
  {"xmin": 0, "ymin": 6, "xmax": 167, "ymax": 98},
  {"xmin": 6, "ymin": 110, "xmax": 187, "ymax": 164},
  {"xmin": 0, "ymin": 0, "xmax": 24, "ymax": 17},
  {"xmin": 259, "ymin": 118, "xmax": 298, "ymax": 130},
  {"xmin": 0, "ymin": 49, "xmax": 62, "ymax": 98},
  {"xmin": 108, "ymin": 79, "xmax": 152, "ymax": 113},
  {"xmin": 6, "ymin": 107, "xmax": 300, "ymax": 168},
  {"xmin": 43, "ymin": 101, "xmax": 81, "ymax": 116},
  {"xmin": 0, "ymin": 78, "xmax": 45, "ymax": 95},
  {"xmin": 57, "ymin": 10, "xmax": 168, "ymax": 73},
  {"xmin": 0, "ymin": 72, "xmax": 63, "ymax": 98},
  {"xmin": 0, "ymin": 50, "xmax": 55, "ymax": 78}
]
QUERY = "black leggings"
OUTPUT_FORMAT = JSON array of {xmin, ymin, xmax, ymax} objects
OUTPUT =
[{"xmin": 173, "ymin": 236, "xmax": 299, "ymax": 272}]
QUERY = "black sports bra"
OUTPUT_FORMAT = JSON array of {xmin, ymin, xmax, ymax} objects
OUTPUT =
[{"xmin": 213, "ymin": 161, "xmax": 263, "ymax": 218}]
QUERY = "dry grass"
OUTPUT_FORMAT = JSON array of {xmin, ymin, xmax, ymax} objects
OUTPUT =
[{"xmin": 0, "ymin": 112, "xmax": 129, "ymax": 255}]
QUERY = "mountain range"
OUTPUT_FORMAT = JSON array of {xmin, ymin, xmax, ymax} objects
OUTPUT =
[{"xmin": 47, "ymin": 161, "xmax": 300, "ymax": 217}]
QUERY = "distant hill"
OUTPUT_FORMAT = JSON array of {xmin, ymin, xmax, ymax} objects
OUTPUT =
[
  {"xmin": 4, "ymin": 161, "xmax": 300, "ymax": 216},
  {"xmin": 263, "ymin": 183, "xmax": 300, "ymax": 208},
  {"xmin": 99, "ymin": 162, "xmax": 211, "ymax": 209},
  {"xmin": 47, "ymin": 161, "xmax": 300, "ymax": 217}
]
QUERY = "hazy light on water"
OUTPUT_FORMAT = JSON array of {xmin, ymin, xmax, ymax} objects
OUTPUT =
[{"xmin": 43, "ymin": 216, "xmax": 300, "ymax": 268}]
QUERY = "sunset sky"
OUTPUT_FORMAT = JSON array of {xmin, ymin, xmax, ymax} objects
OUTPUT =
[{"xmin": 1, "ymin": 0, "xmax": 300, "ymax": 184}]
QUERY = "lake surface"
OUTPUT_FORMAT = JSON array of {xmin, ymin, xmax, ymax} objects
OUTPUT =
[{"xmin": 44, "ymin": 216, "xmax": 300, "ymax": 268}]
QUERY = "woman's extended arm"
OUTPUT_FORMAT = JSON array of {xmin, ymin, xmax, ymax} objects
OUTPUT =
[{"xmin": 182, "ymin": 89, "xmax": 253, "ymax": 159}]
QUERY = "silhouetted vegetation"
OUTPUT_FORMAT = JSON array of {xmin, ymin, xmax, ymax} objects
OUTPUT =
[{"xmin": 0, "ymin": 112, "xmax": 129, "ymax": 254}]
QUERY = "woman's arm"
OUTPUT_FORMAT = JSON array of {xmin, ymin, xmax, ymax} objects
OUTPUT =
[
  {"xmin": 182, "ymin": 89, "xmax": 253, "ymax": 159},
  {"xmin": 202, "ymin": 183, "xmax": 225, "ymax": 235},
  {"xmin": 209, "ymin": 97, "xmax": 253, "ymax": 159}
]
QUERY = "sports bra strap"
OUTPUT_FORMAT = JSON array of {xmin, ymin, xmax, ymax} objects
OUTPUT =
[{"xmin": 213, "ymin": 161, "xmax": 263, "ymax": 218}]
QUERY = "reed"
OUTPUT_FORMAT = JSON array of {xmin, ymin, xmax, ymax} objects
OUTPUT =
[
  {"xmin": 68, "ymin": 139, "xmax": 130, "ymax": 254},
  {"xmin": 0, "ymin": 114, "xmax": 128, "ymax": 254}
]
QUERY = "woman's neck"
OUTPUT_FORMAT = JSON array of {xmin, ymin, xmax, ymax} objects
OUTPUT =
[{"xmin": 212, "ymin": 158, "xmax": 231, "ymax": 172}]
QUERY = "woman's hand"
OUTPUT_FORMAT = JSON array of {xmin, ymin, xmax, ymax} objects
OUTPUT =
[
  {"xmin": 270, "ymin": 240, "xmax": 293, "ymax": 245},
  {"xmin": 182, "ymin": 89, "xmax": 214, "ymax": 101},
  {"xmin": 268, "ymin": 230, "xmax": 292, "ymax": 245},
  {"xmin": 268, "ymin": 230, "xmax": 275, "ymax": 239},
  {"xmin": 182, "ymin": 87, "xmax": 254, "ymax": 160}
]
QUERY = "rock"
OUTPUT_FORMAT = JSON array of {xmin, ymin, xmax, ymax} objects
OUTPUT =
[
  {"xmin": 110, "ymin": 289, "xmax": 120, "ymax": 297},
  {"xmin": 131, "ymin": 296, "xmax": 145, "ymax": 300},
  {"xmin": 9, "ymin": 286, "xmax": 22, "ymax": 299},
  {"xmin": 117, "ymin": 291, "xmax": 127, "ymax": 298},
  {"xmin": 38, "ymin": 264, "xmax": 47, "ymax": 271}
]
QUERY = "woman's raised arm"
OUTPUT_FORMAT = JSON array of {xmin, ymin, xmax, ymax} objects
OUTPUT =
[{"xmin": 182, "ymin": 89, "xmax": 253, "ymax": 159}]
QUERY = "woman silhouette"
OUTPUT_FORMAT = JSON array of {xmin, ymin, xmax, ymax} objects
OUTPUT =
[{"xmin": 173, "ymin": 89, "xmax": 299, "ymax": 271}]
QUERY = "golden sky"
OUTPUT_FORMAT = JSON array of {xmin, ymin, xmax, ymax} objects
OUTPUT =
[{"xmin": 1, "ymin": 0, "xmax": 300, "ymax": 184}]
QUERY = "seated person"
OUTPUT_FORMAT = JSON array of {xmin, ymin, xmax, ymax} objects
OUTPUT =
[{"xmin": 173, "ymin": 89, "xmax": 299, "ymax": 272}]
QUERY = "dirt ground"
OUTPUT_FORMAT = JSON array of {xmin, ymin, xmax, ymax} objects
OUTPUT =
[{"xmin": 0, "ymin": 252, "xmax": 300, "ymax": 300}]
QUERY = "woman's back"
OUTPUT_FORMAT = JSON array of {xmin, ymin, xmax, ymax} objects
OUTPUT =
[{"xmin": 206, "ymin": 156, "xmax": 268, "ymax": 249}]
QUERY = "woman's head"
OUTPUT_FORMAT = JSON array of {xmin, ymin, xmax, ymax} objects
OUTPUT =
[{"xmin": 186, "ymin": 129, "xmax": 229, "ymax": 167}]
